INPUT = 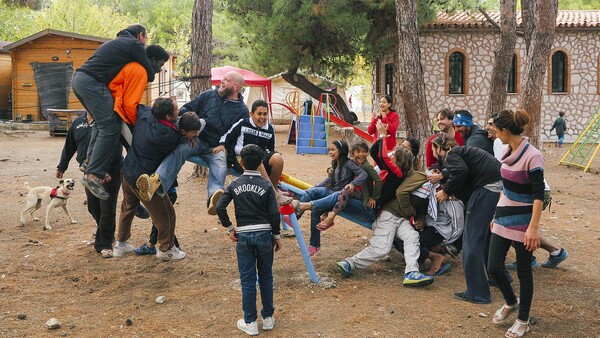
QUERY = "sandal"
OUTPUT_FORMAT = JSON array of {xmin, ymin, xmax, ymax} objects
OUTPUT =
[
  {"xmin": 316, "ymin": 221, "xmax": 335, "ymax": 231},
  {"xmin": 493, "ymin": 300, "xmax": 520, "ymax": 324},
  {"xmin": 100, "ymin": 249, "xmax": 113, "ymax": 258},
  {"xmin": 505, "ymin": 319, "xmax": 529, "ymax": 338},
  {"xmin": 292, "ymin": 200, "xmax": 305, "ymax": 220},
  {"xmin": 276, "ymin": 194, "xmax": 293, "ymax": 206}
]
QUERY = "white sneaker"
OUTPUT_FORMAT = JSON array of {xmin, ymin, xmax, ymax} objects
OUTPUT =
[
  {"xmin": 236, "ymin": 319, "xmax": 258, "ymax": 336},
  {"xmin": 156, "ymin": 246, "xmax": 186, "ymax": 261},
  {"xmin": 113, "ymin": 242, "xmax": 134, "ymax": 257},
  {"xmin": 262, "ymin": 316, "xmax": 275, "ymax": 330}
]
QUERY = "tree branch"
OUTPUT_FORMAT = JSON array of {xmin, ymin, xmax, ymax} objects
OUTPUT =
[{"xmin": 478, "ymin": 7, "xmax": 524, "ymax": 37}]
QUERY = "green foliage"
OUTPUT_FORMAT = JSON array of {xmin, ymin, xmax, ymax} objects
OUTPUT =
[{"xmin": 559, "ymin": 0, "xmax": 600, "ymax": 10}]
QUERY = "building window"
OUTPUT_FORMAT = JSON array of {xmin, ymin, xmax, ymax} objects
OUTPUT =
[
  {"xmin": 385, "ymin": 63, "xmax": 394, "ymax": 99},
  {"xmin": 551, "ymin": 51, "xmax": 567, "ymax": 93},
  {"xmin": 507, "ymin": 54, "xmax": 517, "ymax": 94},
  {"xmin": 374, "ymin": 59, "xmax": 381, "ymax": 94},
  {"xmin": 446, "ymin": 49, "xmax": 468, "ymax": 95}
]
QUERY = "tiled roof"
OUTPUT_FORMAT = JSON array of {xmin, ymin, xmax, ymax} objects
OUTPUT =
[{"xmin": 423, "ymin": 10, "xmax": 600, "ymax": 29}]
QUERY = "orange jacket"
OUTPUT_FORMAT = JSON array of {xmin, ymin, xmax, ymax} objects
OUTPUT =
[{"xmin": 108, "ymin": 62, "xmax": 148, "ymax": 125}]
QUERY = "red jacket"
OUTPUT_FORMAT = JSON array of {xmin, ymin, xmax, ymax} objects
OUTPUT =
[
  {"xmin": 368, "ymin": 109, "xmax": 399, "ymax": 150},
  {"xmin": 425, "ymin": 131, "xmax": 464, "ymax": 168}
]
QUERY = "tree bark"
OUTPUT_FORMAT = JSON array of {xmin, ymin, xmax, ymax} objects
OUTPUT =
[
  {"xmin": 395, "ymin": 0, "xmax": 431, "ymax": 164},
  {"xmin": 520, "ymin": 0, "xmax": 558, "ymax": 148},
  {"xmin": 485, "ymin": 0, "xmax": 517, "ymax": 118},
  {"xmin": 190, "ymin": 0, "xmax": 213, "ymax": 97},
  {"xmin": 280, "ymin": 72, "xmax": 352, "ymax": 122},
  {"xmin": 521, "ymin": 0, "xmax": 538, "ymax": 55}
]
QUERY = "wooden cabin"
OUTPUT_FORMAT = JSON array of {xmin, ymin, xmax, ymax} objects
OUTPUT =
[
  {"xmin": 3, "ymin": 29, "xmax": 176, "ymax": 124},
  {"xmin": 0, "ymin": 41, "xmax": 11, "ymax": 120}
]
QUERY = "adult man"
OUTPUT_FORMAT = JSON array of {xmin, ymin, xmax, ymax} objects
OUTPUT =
[
  {"xmin": 73, "ymin": 24, "xmax": 155, "ymax": 200},
  {"xmin": 114, "ymin": 98, "xmax": 201, "ymax": 260},
  {"xmin": 55, "ymin": 112, "xmax": 122, "ymax": 258},
  {"xmin": 425, "ymin": 108, "xmax": 464, "ymax": 168},
  {"xmin": 137, "ymin": 71, "xmax": 249, "ymax": 215},
  {"xmin": 452, "ymin": 109, "xmax": 494, "ymax": 155}
]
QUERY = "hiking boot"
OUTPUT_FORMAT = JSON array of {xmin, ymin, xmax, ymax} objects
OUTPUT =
[
  {"xmin": 541, "ymin": 248, "xmax": 568, "ymax": 268},
  {"xmin": 506, "ymin": 256, "xmax": 538, "ymax": 270},
  {"xmin": 262, "ymin": 316, "xmax": 275, "ymax": 330},
  {"xmin": 113, "ymin": 242, "xmax": 134, "ymax": 257},
  {"xmin": 236, "ymin": 319, "xmax": 258, "ymax": 336},
  {"xmin": 81, "ymin": 175, "xmax": 109, "ymax": 200},
  {"xmin": 136, "ymin": 173, "xmax": 161, "ymax": 201},
  {"xmin": 156, "ymin": 246, "xmax": 186, "ymax": 261},
  {"xmin": 207, "ymin": 189, "xmax": 224, "ymax": 215},
  {"xmin": 336, "ymin": 260, "xmax": 352, "ymax": 277},
  {"xmin": 134, "ymin": 243, "xmax": 156, "ymax": 255},
  {"xmin": 402, "ymin": 271, "xmax": 434, "ymax": 287}
]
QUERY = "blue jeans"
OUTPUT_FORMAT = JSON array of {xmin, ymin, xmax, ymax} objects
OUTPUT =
[
  {"xmin": 155, "ymin": 137, "xmax": 227, "ymax": 198},
  {"xmin": 236, "ymin": 231, "xmax": 275, "ymax": 323},
  {"xmin": 461, "ymin": 187, "xmax": 499, "ymax": 304},
  {"xmin": 72, "ymin": 72, "xmax": 120, "ymax": 177},
  {"xmin": 557, "ymin": 133, "xmax": 565, "ymax": 146},
  {"xmin": 299, "ymin": 187, "xmax": 334, "ymax": 248}
]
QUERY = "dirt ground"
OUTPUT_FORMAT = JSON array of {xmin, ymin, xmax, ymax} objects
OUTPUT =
[{"xmin": 0, "ymin": 128, "xmax": 599, "ymax": 337}]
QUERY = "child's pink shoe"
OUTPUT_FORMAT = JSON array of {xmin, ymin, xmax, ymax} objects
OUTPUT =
[{"xmin": 308, "ymin": 246, "xmax": 320, "ymax": 256}]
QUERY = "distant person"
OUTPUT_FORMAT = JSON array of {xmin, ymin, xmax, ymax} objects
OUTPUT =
[
  {"xmin": 216, "ymin": 144, "xmax": 281, "ymax": 336},
  {"xmin": 367, "ymin": 95, "xmax": 399, "ymax": 169},
  {"xmin": 550, "ymin": 111, "xmax": 568, "ymax": 147},
  {"xmin": 136, "ymin": 71, "xmax": 249, "ymax": 215},
  {"xmin": 72, "ymin": 24, "xmax": 155, "ymax": 200}
]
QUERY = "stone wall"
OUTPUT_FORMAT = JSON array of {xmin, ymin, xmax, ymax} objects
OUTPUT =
[{"xmin": 374, "ymin": 28, "xmax": 600, "ymax": 142}]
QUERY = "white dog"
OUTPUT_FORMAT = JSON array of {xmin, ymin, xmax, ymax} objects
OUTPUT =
[{"xmin": 20, "ymin": 179, "xmax": 77, "ymax": 230}]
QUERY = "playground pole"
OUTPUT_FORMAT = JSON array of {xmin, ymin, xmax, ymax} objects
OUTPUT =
[{"xmin": 279, "ymin": 204, "xmax": 320, "ymax": 283}]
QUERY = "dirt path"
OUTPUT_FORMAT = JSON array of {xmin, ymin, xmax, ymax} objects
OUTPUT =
[{"xmin": 1, "ymin": 130, "xmax": 599, "ymax": 337}]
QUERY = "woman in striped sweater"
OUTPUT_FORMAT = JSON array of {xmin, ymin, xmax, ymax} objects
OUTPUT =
[{"xmin": 488, "ymin": 109, "xmax": 543, "ymax": 338}]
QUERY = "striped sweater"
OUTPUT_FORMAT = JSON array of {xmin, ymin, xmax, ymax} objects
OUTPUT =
[{"xmin": 492, "ymin": 137, "xmax": 545, "ymax": 243}]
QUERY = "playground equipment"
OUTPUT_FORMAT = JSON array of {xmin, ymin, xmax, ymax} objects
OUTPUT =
[{"xmin": 559, "ymin": 105, "xmax": 600, "ymax": 172}]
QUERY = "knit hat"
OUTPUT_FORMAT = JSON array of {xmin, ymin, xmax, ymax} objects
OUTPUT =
[{"xmin": 453, "ymin": 113, "xmax": 473, "ymax": 127}]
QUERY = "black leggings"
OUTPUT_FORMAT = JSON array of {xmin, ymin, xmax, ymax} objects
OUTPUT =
[{"xmin": 488, "ymin": 233, "xmax": 534, "ymax": 321}]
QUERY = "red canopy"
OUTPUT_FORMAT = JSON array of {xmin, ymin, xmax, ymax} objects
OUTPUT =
[{"xmin": 211, "ymin": 66, "xmax": 272, "ymax": 103}]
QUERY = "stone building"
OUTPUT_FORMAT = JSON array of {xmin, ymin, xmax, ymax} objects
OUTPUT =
[{"xmin": 373, "ymin": 10, "xmax": 600, "ymax": 142}]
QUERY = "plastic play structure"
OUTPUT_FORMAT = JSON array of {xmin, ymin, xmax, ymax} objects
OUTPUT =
[{"xmin": 559, "ymin": 105, "xmax": 600, "ymax": 172}]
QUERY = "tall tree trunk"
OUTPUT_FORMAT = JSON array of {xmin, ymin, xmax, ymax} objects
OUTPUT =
[
  {"xmin": 190, "ymin": 0, "xmax": 213, "ymax": 97},
  {"xmin": 521, "ymin": 0, "xmax": 538, "ymax": 55},
  {"xmin": 395, "ymin": 0, "xmax": 430, "ymax": 159},
  {"xmin": 280, "ymin": 72, "xmax": 352, "ymax": 122},
  {"xmin": 486, "ymin": 0, "xmax": 517, "ymax": 118},
  {"xmin": 520, "ymin": 0, "xmax": 558, "ymax": 148}
]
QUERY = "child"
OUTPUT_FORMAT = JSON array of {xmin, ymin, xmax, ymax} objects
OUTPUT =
[
  {"xmin": 550, "ymin": 111, "xmax": 567, "ymax": 147},
  {"xmin": 293, "ymin": 140, "xmax": 367, "ymax": 256},
  {"xmin": 316, "ymin": 140, "xmax": 382, "ymax": 230},
  {"xmin": 216, "ymin": 144, "xmax": 282, "ymax": 336},
  {"xmin": 217, "ymin": 99, "xmax": 292, "ymax": 205},
  {"xmin": 133, "ymin": 186, "xmax": 181, "ymax": 255}
]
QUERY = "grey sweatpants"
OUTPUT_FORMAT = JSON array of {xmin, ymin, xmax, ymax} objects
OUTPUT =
[{"xmin": 346, "ymin": 210, "xmax": 420, "ymax": 274}]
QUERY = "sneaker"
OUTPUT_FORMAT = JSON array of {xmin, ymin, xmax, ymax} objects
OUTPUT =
[
  {"xmin": 78, "ymin": 162, "xmax": 88, "ymax": 173},
  {"xmin": 156, "ymin": 246, "xmax": 186, "ymax": 261},
  {"xmin": 276, "ymin": 193, "xmax": 293, "ymax": 206},
  {"xmin": 236, "ymin": 319, "xmax": 258, "ymax": 336},
  {"xmin": 262, "ymin": 316, "xmax": 275, "ymax": 330},
  {"xmin": 207, "ymin": 189, "xmax": 224, "ymax": 215},
  {"xmin": 506, "ymin": 256, "xmax": 538, "ymax": 270},
  {"xmin": 402, "ymin": 271, "xmax": 434, "ymax": 287},
  {"xmin": 443, "ymin": 243, "xmax": 459, "ymax": 259},
  {"xmin": 336, "ymin": 260, "xmax": 352, "ymax": 277},
  {"xmin": 134, "ymin": 204, "xmax": 150, "ymax": 219},
  {"xmin": 308, "ymin": 245, "xmax": 320, "ymax": 257},
  {"xmin": 542, "ymin": 248, "xmax": 568, "ymax": 268},
  {"xmin": 134, "ymin": 243, "xmax": 156, "ymax": 255},
  {"xmin": 100, "ymin": 248, "xmax": 113, "ymax": 258},
  {"xmin": 136, "ymin": 173, "xmax": 161, "ymax": 202},
  {"xmin": 113, "ymin": 242, "xmax": 134, "ymax": 257},
  {"xmin": 81, "ymin": 175, "xmax": 109, "ymax": 200}
]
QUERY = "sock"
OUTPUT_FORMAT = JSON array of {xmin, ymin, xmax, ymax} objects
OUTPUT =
[{"xmin": 550, "ymin": 248, "xmax": 562, "ymax": 256}]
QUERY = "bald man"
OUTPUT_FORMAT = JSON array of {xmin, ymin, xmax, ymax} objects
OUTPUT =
[{"xmin": 137, "ymin": 71, "xmax": 249, "ymax": 215}]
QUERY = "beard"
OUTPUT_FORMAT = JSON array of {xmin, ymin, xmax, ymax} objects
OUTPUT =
[{"xmin": 218, "ymin": 86, "xmax": 233, "ymax": 98}]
